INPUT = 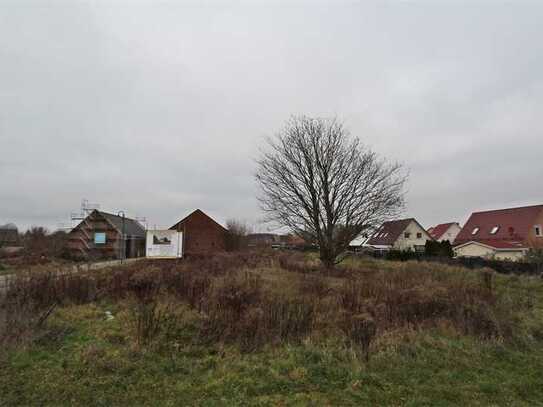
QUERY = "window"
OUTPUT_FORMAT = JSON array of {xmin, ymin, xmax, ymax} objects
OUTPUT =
[
  {"xmin": 404, "ymin": 232, "xmax": 411, "ymax": 238},
  {"xmin": 535, "ymin": 225, "xmax": 542, "ymax": 237},
  {"xmin": 490, "ymin": 226, "xmax": 500, "ymax": 235},
  {"xmin": 94, "ymin": 232, "xmax": 106, "ymax": 245},
  {"xmin": 416, "ymin": 232, "xmax": 422, "ymax": 239},
  {"xmin": 471, "ymin": 227, "xmax": 479, "ymax": 235}
]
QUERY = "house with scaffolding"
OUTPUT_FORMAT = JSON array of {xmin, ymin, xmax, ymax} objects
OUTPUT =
[{"xmin": 66, "ymin": 210, "xmax": 146, "ymax": 260}]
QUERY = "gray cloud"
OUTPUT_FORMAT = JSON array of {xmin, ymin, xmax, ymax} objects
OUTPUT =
[{"xmin": 1, "ymin": 1, "xmax": 542, "ymax": 231}]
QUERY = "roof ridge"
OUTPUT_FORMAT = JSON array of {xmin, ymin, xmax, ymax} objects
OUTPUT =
[
  {"xmin": 97, "ymin": 210, "xmax": 140, "ymax": 223},
  {"xmin": 472, "ymin": 204, "xmax": 543, "ymax": 214},
  {"xmin": 384, "ymin": 218, "xmax": 414, "ymax": 223}
]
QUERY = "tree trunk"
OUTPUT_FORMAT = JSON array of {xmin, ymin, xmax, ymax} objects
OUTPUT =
[{"xmin": 320, "ymin": 246, "xmax": 336, "ymax": 269}]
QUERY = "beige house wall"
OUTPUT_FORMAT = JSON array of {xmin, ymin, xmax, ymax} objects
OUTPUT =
[
  {"xmin": 454, "ymin": 242, "xmax": 526, "ymax": 261},
  {"xmin": 454, "ymin": 242, "xmax": 495, "ymax": 258},
  {"xmin": 393, "ymin": 220, "xmax": 431, "ymax": 251}
]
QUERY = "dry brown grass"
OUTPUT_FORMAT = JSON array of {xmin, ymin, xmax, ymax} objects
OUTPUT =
[{"xmin": 0, "ymin": 251, "xmax": 535, "ymax": 358}]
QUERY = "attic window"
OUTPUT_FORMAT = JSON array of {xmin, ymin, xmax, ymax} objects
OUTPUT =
[
  {"xmin": 490, "ymin": 226, "xmax": 500, "ymax": 235},
  {"xmin": 404, "ymin": 232, "xmax": 411, "ymax": 238},
  {"xmin": 471, "ymin": 227, "xmax": 479, "ymax": 235},
  {"xmin": 536, "ymin": 225, "xmax": 542, "ymax": 237},
  {"xmin": 416, "ymin": 232, "xmax": 422, "ymax": 239}
]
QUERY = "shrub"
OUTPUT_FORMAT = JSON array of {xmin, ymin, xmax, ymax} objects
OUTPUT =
[
  {"xmin": 127, "ymin": 298, "xmax": 175, "ymax": 347},
  {"xmin": 342, "ymin": 313, "xmax": 376, "ymax": 361}
]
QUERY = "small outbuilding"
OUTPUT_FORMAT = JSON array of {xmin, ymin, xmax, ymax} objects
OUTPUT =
[{"xmin": 169, "ymin": 209, "xmax": 227, "ymax": 256}]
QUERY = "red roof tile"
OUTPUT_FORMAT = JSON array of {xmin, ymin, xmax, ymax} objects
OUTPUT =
[
  {"xmin": 428, "ymin": 222, "xmax": 458, "ymax": 240},
  {"xmin": 454, "ymin": 204, "xmax": 543, "ymax": 246}
]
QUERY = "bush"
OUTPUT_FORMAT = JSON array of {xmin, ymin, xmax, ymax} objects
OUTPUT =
[{"xmin": 425, "ymin": 240, "xmax": 454, "ymax": 257}]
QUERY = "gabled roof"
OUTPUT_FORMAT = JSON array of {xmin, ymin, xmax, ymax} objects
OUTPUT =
[
  {"xmin": 428, "ymin": 222, "xmax": 459, "ymax": 240},
  {"xmin": 366, "ymin": 218, "xmax": 419, "ymax": 246},
  {"xmin": 170, "ymin": 209, "xmax": 227, "ymax": 231},
  {"xmin": 97, "ymin": 211, "xmax": 146, "ymax": 237},
  {"xmin": 454, "ymin": 204, "xmax": 543, "ymax": 246},
  {"xmin": 454, "ymin": 239, "xmax": 527, "ymax": 251}
]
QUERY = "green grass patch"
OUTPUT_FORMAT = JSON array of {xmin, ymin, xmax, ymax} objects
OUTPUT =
[
  {"xmin": 1, "ymin": 299, "xmax": 543, "ymax": 406},
  {"xmin": 2, "ymin": 254, "xmax": 543, "ymax": 405}
]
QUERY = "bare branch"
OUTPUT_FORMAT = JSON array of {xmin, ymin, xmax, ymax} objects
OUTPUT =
[{"xmin": 255, "ymin": 115, "xmax": 407, "ymax": 267}]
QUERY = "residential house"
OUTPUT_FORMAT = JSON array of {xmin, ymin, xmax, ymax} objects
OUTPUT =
[
  {"xmin": 170, "ymin": 209, "xmax": 227, "ymax": 255},
  {"xmin": 349, "ymin": 232, "xmax": 370, "ymax": 251},
  {"xmin": 365, "ymin": 218, "xmax": 433, "ymax": 252},
  {"xmin": 67, "ymin": 210, "xmax": 146, "ymax": 260},
  {"xmin": 427, "ymin": 222, "xmax": 462, "ymax": 242},
  {"xmin": 453, "ymin": 204, "xmax": 543, "ymax": 261}
]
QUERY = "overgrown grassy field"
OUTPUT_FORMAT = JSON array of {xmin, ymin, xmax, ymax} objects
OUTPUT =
[{"xmin": 1, "ymin": 253, "xmax": 542, "ymax": 406}]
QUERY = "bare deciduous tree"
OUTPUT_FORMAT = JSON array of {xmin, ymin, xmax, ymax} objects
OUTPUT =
[
  {"xmin": 225, "ymin": 219, "xmax": 252, "ymax": 251},
  {"xmin": 256, "ymin": 116, "xmax": 407, "ymax": 267}
]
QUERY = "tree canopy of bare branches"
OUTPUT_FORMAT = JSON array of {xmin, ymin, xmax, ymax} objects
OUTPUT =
[
  {"xmin": 225, "ymin": 219, "xmax": 252, "ymax": 252},
  {"xmin": 255, "ymin": 116, "xmax": 407, "ymax": 267}
]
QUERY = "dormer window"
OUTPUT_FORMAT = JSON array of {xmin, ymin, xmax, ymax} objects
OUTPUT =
[
  {"xmin": 490, "ymin": 226, "xmax": 500, "ymax": 235},
  {"xmin": 535, "ymin": 225, "xmax": 542, "ymax": 237},
  {"xmin": 471, "ymin": 227, "xmax": 479, "ymax": 235}
]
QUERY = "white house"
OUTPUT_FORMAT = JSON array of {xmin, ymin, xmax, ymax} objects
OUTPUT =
[{"xmin": 364, "ymin": 218, "xmax": 433, "ymax": 252}]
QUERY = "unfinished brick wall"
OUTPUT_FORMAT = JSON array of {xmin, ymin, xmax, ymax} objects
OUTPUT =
[{"xmin": 170, "ymin": 209, "xmax": 227, "ymax": 255}]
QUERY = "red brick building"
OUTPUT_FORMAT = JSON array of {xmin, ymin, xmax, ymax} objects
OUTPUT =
[{"xmin": 169, "ymin": 209, "xmax": 227, "ymax": 256}]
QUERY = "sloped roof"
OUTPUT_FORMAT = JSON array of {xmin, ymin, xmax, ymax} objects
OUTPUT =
[
  {"xmin": 366, "ymin": 218, "xmax": 415, "ymax": 246},
  {"xmin": 98, "ymin": 211, "xmax": 146, "ymax": 237},
  {"xmin": 428, "ymin": 222, "xmax": 458, "ymax": 240},
  {"xmin": 170, "ymin": 209, "xmax": 227, "ymax": 231},
  {"xmin": 454, "ymin": 204, "xmax": 543, "ymax": 246},
  {"xmin": 455, "ymin": 239, "xmax": 527, "ymax": 251}
]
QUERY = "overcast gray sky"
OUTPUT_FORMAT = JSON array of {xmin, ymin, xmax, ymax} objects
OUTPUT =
[{"xmin": 1, "ymin": 0, "xmax": 542, "ymax": 232}]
